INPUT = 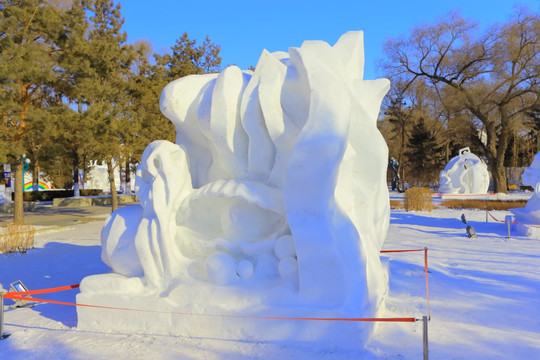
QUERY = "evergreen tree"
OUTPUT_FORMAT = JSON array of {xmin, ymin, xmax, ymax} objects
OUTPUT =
[
  {"xmin": 384, "ymin": 90, "xmax": 413, "ymax": 183},
  {"xmin": 158, "ymin": 32, "xmax": 221, "ymax": 80},
  {"xmin": 123, "ymin": 41, "xmax": 174, "ymax": 178},
  {"xmin": 404, "ymin": 118, "xmax": 443, "ymax": 186},
  {"xmin": 52, "ymin": 0, "xmax": 98, "ymax": 194},
  {"xmin": 83, "ymin": 0, "xmax": 134, "ymax": 210},
  {"xmin": 0, "ymin": 0, "xmax": 65, "ymax": 223}
]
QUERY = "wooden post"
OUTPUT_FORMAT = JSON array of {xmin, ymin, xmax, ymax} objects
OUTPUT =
[{"xmin": 423, "ymin": 315, "xmax": 429, "ymax": 360}]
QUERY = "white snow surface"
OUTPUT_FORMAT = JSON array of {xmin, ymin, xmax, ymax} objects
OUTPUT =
[{"xmin": 1, "ymin": 194, "xmax": 540, "ymax": 359}]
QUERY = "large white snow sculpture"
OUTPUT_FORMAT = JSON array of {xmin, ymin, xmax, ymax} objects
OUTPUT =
[
  {"xmin": 511, "ymin": 152, "xmax": 540, "ymax": 225},
  {"xmin": 77, "ymin": 31, "xmax": 391, "ymax": 348},
  {"xmin": 439, "ymin": 147, "xmax": 490, "ymax": 194}
]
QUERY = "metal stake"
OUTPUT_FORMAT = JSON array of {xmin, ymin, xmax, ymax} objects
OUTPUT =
[
  {"xmin": 423, "ymin": 315, "xmax": 429, "ymax": 360},
  {"xmin": 1, "ymin": 292, "xmax": 5, "ymax": 339},
  {"xmin": 505, "ymin": 215, "xmax": 512, "ymax": 239},
  {"xmin": 0, "ymin": 292, "xmax": 9, "ymax": 339},
  {"xmin": 1, "ymin": 292, "xmax": 4, "ymax": 338}
]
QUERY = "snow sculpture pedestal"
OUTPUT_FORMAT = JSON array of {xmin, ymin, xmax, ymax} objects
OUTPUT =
[
  {"xmin": 511, "ymin": 152, "xmax": 540, "ymax": 237},
  {"xmin": 77, "ymin": 31, "xmax": 391, "ymax": 350},
  {"xmin": 439, "ymin": 147, "xmax": 490, "ymax": 195}
]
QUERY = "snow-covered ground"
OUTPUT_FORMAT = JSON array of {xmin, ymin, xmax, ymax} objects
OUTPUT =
[{"xmin": 1, "ymin": 199, "xmax": 539, "ymax": 359}]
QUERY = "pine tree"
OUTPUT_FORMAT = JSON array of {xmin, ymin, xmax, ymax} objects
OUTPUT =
[
  {"xmin": 404, "ymin": 118, "xmax": 443, "ymax": 186},
  {"xmin": 385, "ymin": 92, "xmax": 412, "ymax": 174},
  {"xmin": 158, "ymin": 32, "xmax": 221, "ymax": 80},
  {"xmin": 0, "ymin": 0, "xmax": 66, "ymax": 223},
  {"xmin": 124, "ymin": 41, "xmax": 174, "ymax": 175},
  {"xmin": 83, "ymin": 0, "xmax": 134, "ymax": 211},
  {"xmin": 52, "ymin": 0, "xmax": 98, "ymax": 194}
]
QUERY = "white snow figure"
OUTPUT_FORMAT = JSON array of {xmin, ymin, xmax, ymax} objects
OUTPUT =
[
  {"xmin": 77, "ymin": 31, "xmax": 391, "ymax": 348},
  {"xmin": 511, "ymin": 152, "xmax": 540, "ymax": 225},
  {"xmin": 439, "ymin": 147, "xmax": 490, "ymax": 194}
]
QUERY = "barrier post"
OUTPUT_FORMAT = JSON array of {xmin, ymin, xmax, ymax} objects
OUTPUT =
[
  {"xmin": 1, "ymin": 291, "xmax": 6, "ymax": 340},
  {"xmin": 423, "ymin": 315, "xmax": 429, "ymax": 360},
  {"xmin": 505, "ymin": 215, "xmax": 512, "ymax": 239}
]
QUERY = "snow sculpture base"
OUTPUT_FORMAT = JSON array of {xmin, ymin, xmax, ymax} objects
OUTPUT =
[
  {"xmin": 77, "ymin": 274, "xmax": 371, "ymax": 349},
  {"xmin": 511, "ymin": 222, "xmax": 540, "ymax": 238},
  {"xmin": 77, "ymin": 31, "xmax": 391, "ymax": 347}
]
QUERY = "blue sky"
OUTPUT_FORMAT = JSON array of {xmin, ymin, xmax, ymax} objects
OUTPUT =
[{"xmin": 119, "ymin": 0, "xmax": 539, "ymax": 79}]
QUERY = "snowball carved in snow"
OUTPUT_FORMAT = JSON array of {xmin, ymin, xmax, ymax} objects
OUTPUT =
[
  {"xmin": 439, "ymin": 147, "xmax": 490, "ymax": 194},
  {"xmin": 510, "ymin": 152, "xmax": 540, "ymax": 224},
  {"xmin": 86, "ymin": 31, "xmax": 391, "ymax": 324}
]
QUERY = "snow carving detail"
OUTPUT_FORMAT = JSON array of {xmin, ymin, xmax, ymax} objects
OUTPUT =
[
  {"xmin": 511, "ymin": 152, "xmax": 540, "ymax": 225},
  {"xmin": 439, "ymin": 147, "xmax": 490, "ymax": 195},
  {"xmin": 78, "ymin": 31, "xmax": 391, "ymax": 343}
]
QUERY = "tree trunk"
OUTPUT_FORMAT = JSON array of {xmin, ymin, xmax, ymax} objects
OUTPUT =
[
  {"xmin": 73, "ymin": 165, "xmax": 80, "ymax": 197},
  {"xmin": 487, "ymin": 136, "xmax": 510, "ymax": 194},
  {"xmin": 32, "ymin": 160, "xmax": 40, "ymax": 192},
  {"xmin": 13, "ymin": 158, "xmax": 24, "ymax": 224},
  {"xmin": 493, "ymin": 116, "xmax": 513, "ymax": 194},
  {"xmin": 400, "ymin": 166, "xmax": 406, "ymax": 191},
  {"xmin": 72, "ymin": 151, "xmax": 80, "ymax": 197},
  {"xmin": 83, "ymin": 154, "xmax": 88, "ymax": 185},
  {"xmin": 512, "ymin": 131, "xmax": 518, "ymax": 168},
  {"xmin": 490, "ymin": 162, "xmax": 508, "ymax": 194},
  {"xmin": 482, "ymin": 119, "xmax": 510, "ymax": 194},
  {"xmin": 106, "ymin": 157, "xmax": 118, "ymax": 212},
  {"xmin": 124, "ymin": 160, "xmax": 131, "ymax": 194}
]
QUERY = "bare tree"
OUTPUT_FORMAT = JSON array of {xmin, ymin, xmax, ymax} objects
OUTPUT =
[{"xmin": 383, "ymin": 9, "xmax": 540, "ymax": 193}]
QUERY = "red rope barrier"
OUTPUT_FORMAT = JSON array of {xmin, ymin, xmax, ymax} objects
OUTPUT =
[
  {"xmin": 380, "ymin": 249, "xmax": 424, "ymax": 253},
  {"xmin": 381, "ymin": 247, "xmax": 431, "ymax": 321},
  {"xmin": 487, "ymin": 211, "xmax": 505, "ymax": 223},
  {"xmin": 5, "ymin": 251, "xmax": 433, "ymax": 325},
  {"xmin": 6, "ymin": 284, "xmax": 79, "ymax": 296},
  {"xmin": 5, "ymin": 295, "xmax": 416, "ymax": 323},
  {"xmin": 486, "ymin": 211, "xmax": 540, "ymax": 228}
]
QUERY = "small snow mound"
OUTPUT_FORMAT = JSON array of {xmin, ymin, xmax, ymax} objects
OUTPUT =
[
  {"xmin": 274, "ymin": 234, "xmax": 296, "ymax": 259},
  {"xmin": 278, "ymin": 256, "xmax": 298, "ymax": 278},
  {"xmin": 205, "ymin": 252, "xmax": 238, "ymax": 284}
]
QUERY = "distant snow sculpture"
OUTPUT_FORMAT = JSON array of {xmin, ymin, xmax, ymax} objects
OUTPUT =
[
  {"xmin": 77, "ymin": 31, "xmax": 391, "ymax": 348},
  {"xmin": 511, "ymin": 152, "xmax": 540, "ymax": 225},
  {"xmin": 86, "ymin": 160, "xmax": 135, "ymax": 193},
  {"xmin": 439, "ymin": 147, "xmax": 490, "ymax": 194},
  {"xmin": 0, "ymin": 185, "xmax": 10, "ymax": 204}
]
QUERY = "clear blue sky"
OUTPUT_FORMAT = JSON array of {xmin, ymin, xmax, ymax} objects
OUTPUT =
[{"xmin": 119, "ymin": 0, "xmax": 539, "ymax": 79}]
